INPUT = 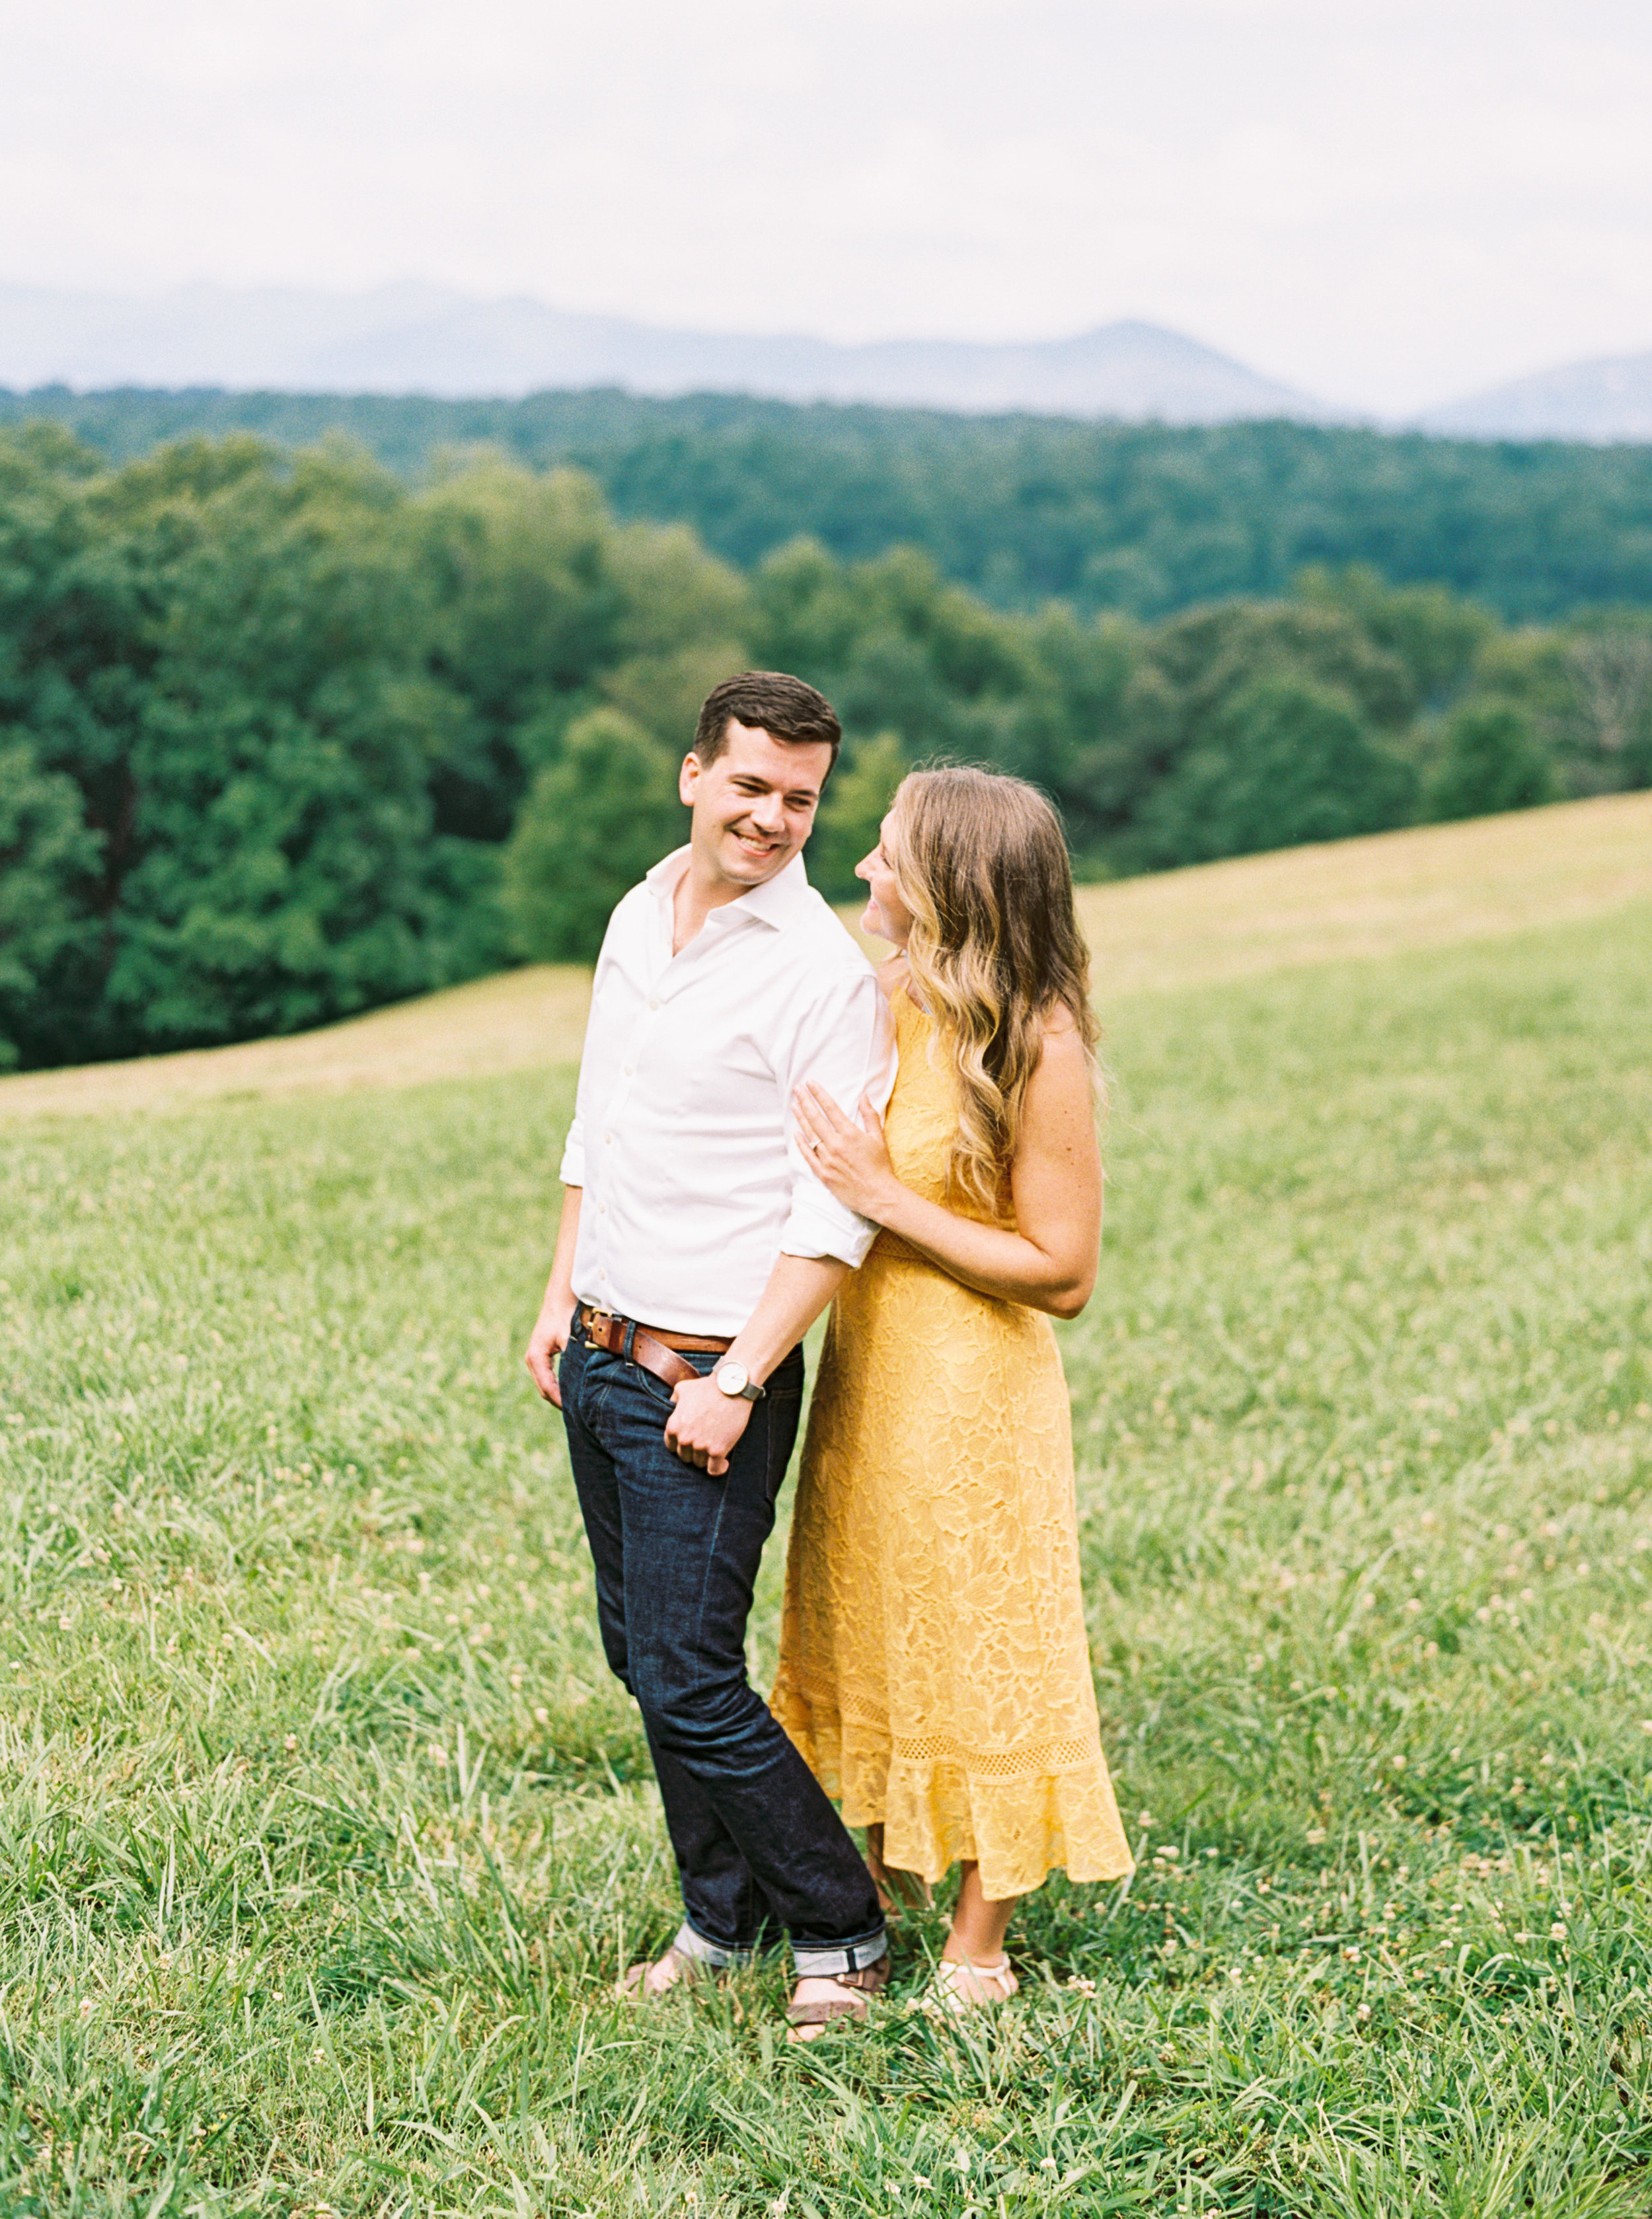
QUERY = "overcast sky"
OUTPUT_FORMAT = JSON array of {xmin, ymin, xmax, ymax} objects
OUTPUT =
[{"xmin": 3, "ymin": 0, "xmax": 1649, "ymax": 414}]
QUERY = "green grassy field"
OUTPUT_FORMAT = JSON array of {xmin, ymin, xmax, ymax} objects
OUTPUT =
[{"xmin": 3, "ymin": 875, "xmax": 1651, "ymax": 2213}]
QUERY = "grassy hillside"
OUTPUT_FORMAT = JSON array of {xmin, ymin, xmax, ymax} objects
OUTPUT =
[
  {"xmin": 6, "ymin": 791, "xmax": 1648, "ymax": 1123},
  {"xmin": 1, "ymin": 809, "xmax": 1651, "ymax": 2213}
]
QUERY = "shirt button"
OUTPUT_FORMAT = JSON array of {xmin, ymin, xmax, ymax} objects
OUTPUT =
[
  {"xmin": 598, "ymin": 1203, "xmax": 607, "ymax": 1215},
  {"xmin": 648, "ymin": 998, "xmax": 659, "ymax": 1012},
  {"xmin": 623, "ymin": 1065, "xmax": 633, "ymax": 1076},
  {"xmin": 604, "ymin": 1132, "xmax": 613, "ymax": 1145}
]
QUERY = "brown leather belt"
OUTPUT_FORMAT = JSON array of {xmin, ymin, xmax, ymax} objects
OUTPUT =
[{"xmin": 576, "ymin": 1304, "xmax": 732, "ymax": 1391}]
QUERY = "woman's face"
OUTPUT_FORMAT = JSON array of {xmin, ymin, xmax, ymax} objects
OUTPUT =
[{"xmin": 855, "ymin": 811, "xmax": 914, "ymax": 947}]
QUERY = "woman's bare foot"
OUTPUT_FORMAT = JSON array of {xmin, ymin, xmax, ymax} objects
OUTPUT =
[{"xmin": 926, "ymin": 1860, "xmax": 1021, "ymax": 2011}]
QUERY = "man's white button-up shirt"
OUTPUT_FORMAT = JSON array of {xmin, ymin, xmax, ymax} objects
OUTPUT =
[{"xmin": 559, "ymin": 846, "xmax": 897, "ymax": 1337}]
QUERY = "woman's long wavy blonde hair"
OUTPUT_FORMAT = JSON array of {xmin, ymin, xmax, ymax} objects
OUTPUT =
[{"xmin": 889, "ymin": 767, "xmax": 1099, "ymax": 1215}]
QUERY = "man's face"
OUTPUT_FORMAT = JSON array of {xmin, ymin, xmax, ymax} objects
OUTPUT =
[{"xmin": 679, "ymin": 718, "xmax": 833, "ymax": 893}]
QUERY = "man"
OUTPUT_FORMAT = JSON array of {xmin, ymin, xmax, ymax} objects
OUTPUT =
[{"xmin": 524, "ymin": 670, "xmax": 895, "ymax": 2034}]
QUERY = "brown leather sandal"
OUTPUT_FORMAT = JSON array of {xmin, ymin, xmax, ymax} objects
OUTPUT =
[
  {"xmin": 615, "ymin": 1945, "xmax": 722, "ymax": 2002},
  {"xmin": 785, "ymin": 1953, "xmax": 891, "ymax": 2041}
]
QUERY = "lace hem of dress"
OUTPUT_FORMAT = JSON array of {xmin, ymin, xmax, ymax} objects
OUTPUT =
[
  {"xmin": 773, "ymin": 1678, "xmax": 1135, "ymax": 1900},
  {"xmin": 778, "ymin": 1665, "xmax": 1100, "ymax": 1778}
]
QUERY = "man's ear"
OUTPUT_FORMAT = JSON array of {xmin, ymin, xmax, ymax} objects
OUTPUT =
[{"xmin": 679, "ymin": 752, "xmax": 700, "ymax": 807}]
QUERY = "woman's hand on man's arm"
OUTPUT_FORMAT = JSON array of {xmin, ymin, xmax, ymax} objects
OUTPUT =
[{"xmin": 792, "ymin": 1082, "xmax": 903, "ymax": 1221}]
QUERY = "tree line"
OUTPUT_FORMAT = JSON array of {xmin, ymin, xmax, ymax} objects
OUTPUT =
[
  {"xmin": 7, "ymin": 385, "xmax": 1652, "ymax": 624},
  {"xmin": 3, "ymin": 425, "xmax": 1649, "ymax": 1071}
]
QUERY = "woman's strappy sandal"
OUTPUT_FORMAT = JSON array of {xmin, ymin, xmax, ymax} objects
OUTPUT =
[
  {"xmin": 929, "ymin": 1955, "xmax": 1020, "ymax": 2013},
  {"xmin": 784, "ymin": 1953, "xmax": 891, "ymax": 2042}
]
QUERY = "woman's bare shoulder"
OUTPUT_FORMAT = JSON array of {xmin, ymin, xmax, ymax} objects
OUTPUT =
[{"xmin": 1038, "ymin": 1000, "xmax": 1092, "ymax": 1057}]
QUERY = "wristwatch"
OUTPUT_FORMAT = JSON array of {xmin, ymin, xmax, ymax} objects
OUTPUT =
[{"xmin": 714, "ymin": 1360, "xmax": 766, "ymax": 1403}]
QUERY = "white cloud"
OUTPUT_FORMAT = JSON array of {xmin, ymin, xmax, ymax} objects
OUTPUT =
[{"xmin": 0, "ymin": 0, "xmax": 1649, "ymax": 411}]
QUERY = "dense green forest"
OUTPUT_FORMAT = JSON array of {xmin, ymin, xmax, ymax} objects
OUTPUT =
[
  {"xmin": 2, "ymin": 421, "xmax": 1649, "ymax": 1071},
  {"xmin": 5, "ymin": 384, "xmax": 1652, "ymax": 621}
]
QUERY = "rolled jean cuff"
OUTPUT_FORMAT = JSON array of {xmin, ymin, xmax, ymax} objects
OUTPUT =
[
  {"xmin": 792, "ymin": 1924, "xmax": 888, "ymax": 1978},
  {"xmin": 671, "ymin": 1920, "xmax": 753, "ymax": 1971}
]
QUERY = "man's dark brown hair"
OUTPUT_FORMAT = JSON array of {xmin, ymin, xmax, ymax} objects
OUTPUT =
[{"xmin": 693, "ymin": 671, "xmax": 842, "ymax": 769}]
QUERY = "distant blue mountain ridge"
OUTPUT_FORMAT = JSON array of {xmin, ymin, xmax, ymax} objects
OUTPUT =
[
  {"xmin": 1415, "ymin": 351, "xmax": 1652, "ymax": 443},
  {"xmin": 1, "ymin": 282, "xmax": 1648, "ymax": 441},
  {"xmin": 0, "ymin": 282, "xmax": 1324, "ymax": 423}
]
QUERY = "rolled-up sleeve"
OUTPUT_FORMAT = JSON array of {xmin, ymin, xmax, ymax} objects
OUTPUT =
[
  {"xmin": 776, "ymin": 967, "xmax": 899, "ymax": 1266},
  {"xmin": 558, "ymin": 917, "xmax": 624, "ymax": 1189},
  {"xmin": 558, "ymin": 1111, "xmax": 586, "ymax": 1187}
]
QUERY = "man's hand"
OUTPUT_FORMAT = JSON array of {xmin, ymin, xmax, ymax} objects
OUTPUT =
[
  {"xmin": 525, "ymin": 1293, "xmax": 575, "ymax": 1407},
  {"xmin": 665, "ymin": 1374, "xmax": 755, "ymax": 1476}
]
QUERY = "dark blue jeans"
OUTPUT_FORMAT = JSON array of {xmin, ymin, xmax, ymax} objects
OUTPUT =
[{"xmin": 559, "ymin": 1318, "xmax": 886, "ymax": 1976}]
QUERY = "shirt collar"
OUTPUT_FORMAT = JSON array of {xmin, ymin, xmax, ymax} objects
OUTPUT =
[
  {"xmin": 644, "ymin": 846, "xmax": 693, "ymax": 898},
  {"xmin": 644, "ymin": 846, "xmax": 815, "ymax": 932}
]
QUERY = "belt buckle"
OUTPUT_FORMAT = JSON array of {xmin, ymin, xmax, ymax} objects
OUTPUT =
[{"xmin": 583, "ymin": 1307, "xmax": 618, "ymax": 1351}]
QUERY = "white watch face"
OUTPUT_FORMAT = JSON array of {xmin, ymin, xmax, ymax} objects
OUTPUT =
[{"xmin": 716, "ymin": 1362, "xmax": 750, "ymax": 1398}]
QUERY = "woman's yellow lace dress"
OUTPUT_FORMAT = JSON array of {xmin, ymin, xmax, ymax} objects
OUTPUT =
[{"xmin": 771, "ymin": 988, "xmax": 1133, "ymax": 1901}]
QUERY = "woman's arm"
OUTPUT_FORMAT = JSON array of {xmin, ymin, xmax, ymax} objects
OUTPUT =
[{"xmin": 792, "ymin": 1012, "xmax": 1102, "ymax": 1319}]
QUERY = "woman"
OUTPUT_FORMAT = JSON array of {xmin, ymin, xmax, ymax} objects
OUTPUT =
[{"xmin": 774, "ymin": 766, "xmax": 1133, "ymax": 2032}]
